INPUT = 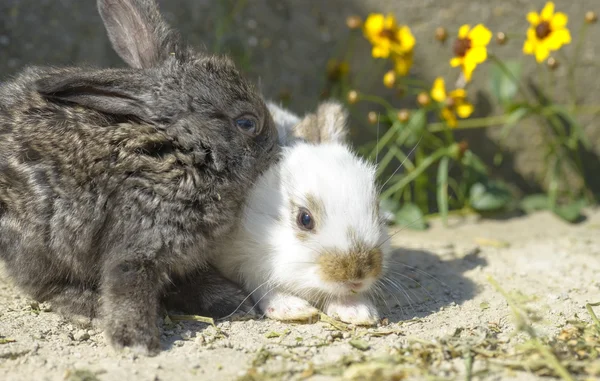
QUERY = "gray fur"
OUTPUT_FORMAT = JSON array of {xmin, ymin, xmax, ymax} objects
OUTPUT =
[{"xmin": 0, "ymin": 0, "xmax": 279, "ymax": 355}]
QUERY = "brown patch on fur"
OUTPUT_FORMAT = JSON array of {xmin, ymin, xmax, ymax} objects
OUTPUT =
[
  {"xmin": 292, "ymin": 101, "xmax": 349, "ymax": 144},
  {"xmin": 317, "ymin": 242, "xmax": 383, "ymax": 283}
]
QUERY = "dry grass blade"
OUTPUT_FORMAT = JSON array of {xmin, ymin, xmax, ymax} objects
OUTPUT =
[
  {"xmin": 318, "ymin": 312, "xmax": 350, "ymax": 331},
  {"xmin": 487, "ymin": 276, "xmax": 575, "ymax": 381},
  {"xmin": 168, "ymin": 314, "xmax": 215, "ymax": 326},
  {"xmin": 586, "ymin": 302, "xmax": 600, "ymax": 330}
]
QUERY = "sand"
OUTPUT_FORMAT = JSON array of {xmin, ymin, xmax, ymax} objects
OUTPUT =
[{"xmin": 1, "ymin": 209, "xmax": 599, "ymax": 381}]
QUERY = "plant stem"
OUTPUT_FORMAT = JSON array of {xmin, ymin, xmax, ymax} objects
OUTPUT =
[
  {"xmin": 381, "ymin": 147, "xmax": 450, "ymax": 199},
  {"xmin": 359, "ymin": 93, "xmax": 396, "ymax": 110},
  {"xmin": 586, "ymin": 302, "xmax": 600, "ymax": 330},
  {"xmin": 428, "ymin": 115, "xmax": 508, "ymax": 131},
  {"xmin": 566, "ymin": 22, "xmax": 590, "ymax": 108}
]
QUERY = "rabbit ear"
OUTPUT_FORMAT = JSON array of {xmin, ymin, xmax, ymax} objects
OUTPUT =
[
  {"xmin": 292, "ymin": 101, "xmax": 349, "ymax": 144},
  {"xmin": 98, "ymin": 0, "xmax": 183, "ymax": 69},
  {"xmin": 36, "ymin": 70, "xmax": 155, "ymax": 123}
]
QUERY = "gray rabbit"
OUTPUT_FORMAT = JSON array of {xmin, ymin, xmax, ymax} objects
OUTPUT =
[{"xmin": 0, "ymin": 0, "xmax": 279, "ymax": 354}]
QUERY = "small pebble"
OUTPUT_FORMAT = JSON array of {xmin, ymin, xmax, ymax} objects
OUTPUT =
[{"xmin": 342, "ymin": 332, "xmax": 351, "ymax": 339}]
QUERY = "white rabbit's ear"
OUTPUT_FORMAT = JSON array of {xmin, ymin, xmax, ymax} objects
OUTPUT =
[
  {"xmin": 267, "ymin": 101, "xmax": 302, "ymax": 146},
  {"xmin": 292, "ymin": 101, "xmax": 349, "ymax": 144}
]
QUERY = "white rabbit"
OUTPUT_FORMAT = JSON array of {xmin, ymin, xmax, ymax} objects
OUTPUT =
[{"xmin": 212, "ymin": 101, "xmax": 391, "ymax": 325}]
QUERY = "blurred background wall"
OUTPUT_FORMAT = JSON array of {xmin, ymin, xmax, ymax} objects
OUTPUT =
[{"xmin": 1, "ymin": 0, "xmax": 598, "ymax": 195}]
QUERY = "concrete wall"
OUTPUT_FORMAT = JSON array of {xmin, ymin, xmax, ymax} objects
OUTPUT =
[{"xmin": 1, "ymin": 0, "xmax": 598, "ymax": 194}]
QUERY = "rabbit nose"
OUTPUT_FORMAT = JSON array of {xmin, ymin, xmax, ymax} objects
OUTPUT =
[{"xmin": 347, "ymin": 281, "xmax": 363, "ymax": 290}]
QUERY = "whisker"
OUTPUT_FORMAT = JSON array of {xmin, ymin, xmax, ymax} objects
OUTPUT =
[
  {"xmin": 387, "ymin": 260, "xmax": 449, "ymax": 289},
  {"xmin": 376, "ymin": 113, "xmax": 380, "ymax": 165},
  {"xmin": 380, "ymin": 136, "xmax": 423, "ymax": 190},
  {"xmin": 217, "ymin": 278, "xmax": 274, "ymax": 321}
]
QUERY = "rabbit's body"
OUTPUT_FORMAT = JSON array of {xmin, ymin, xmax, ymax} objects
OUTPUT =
[
  {"xmin": 212, "ymin": 102, "xmax": 390, "ymax": 325},
  {"xmin": 0, "ymin": 0, "xmax": 279, "ymax": 354}
]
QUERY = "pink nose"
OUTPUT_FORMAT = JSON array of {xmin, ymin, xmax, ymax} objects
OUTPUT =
[{"xmin": 348, "ymin": 281, "xmax": 363, "ymax": 290}]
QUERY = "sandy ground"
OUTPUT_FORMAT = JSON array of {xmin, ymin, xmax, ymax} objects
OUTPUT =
[{"xmin": 1, "ymin": 209, "xmax": 599, "ymax": 381}]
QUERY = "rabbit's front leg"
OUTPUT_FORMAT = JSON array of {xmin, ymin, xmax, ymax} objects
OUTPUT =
[
  {"xmin": 162, "ymin": 265, "xmax": 258, "ymax": 319},
  {"xmin": 101, "ymin": 252, "xmax": 163, "ymax": 355},
  {"xmin": 258, "ymin": 290, "xmax": 319, "ymax": 321},
  {"xmin": 324, "ymin": 295, "xmax": 379, "ymax": 326},
  {"xmin": 45, "ymin": 286, "xmax": 99, "ymax": 327}
]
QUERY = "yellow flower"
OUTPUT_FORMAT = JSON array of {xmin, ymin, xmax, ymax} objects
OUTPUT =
[
  {"xmin": 363, "ymin": 13, "xmax": 416, "ymax": 59},
  {"xmin": 383, "ymin": 70, "xmax": 396, "ymax": 88},
  {"xmin": 431, "ymin": 77, "xmax": 474, "ymax": 128},
  {"xmin": 450, "ymin": 24, "xmax": 492, "ymax": 82},
  {"xmin": 392, "ymin": 50, "xmax": 413, "ymax": 76},
  {"xmin": 523, "ymin": 2, "xmax": 571, "ymax": 63}
]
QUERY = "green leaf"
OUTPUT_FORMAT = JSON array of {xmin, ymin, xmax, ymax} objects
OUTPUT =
[
  {"xmin": 395, "ymin": 203, "xmax": 427, "ymax": 230},
  {"xmin": 489, "ymin": 60, "xmax": 522, "ymax": 107},
  {"xmin": 437, "ymin": 156, "xmax": 450, "ymax": 226},
  {"xmin": 520, "ymin": 194, "xmax": 550, "ymax": 213},
  {"xmin": 469, "ymin": 181, "xmax": 512, "ymax": 212},
  {"xmin": 553, "ymin": 199, "xmax": 586, "ymax": 223},
  {"xmin": 380, "ymin": 198, "xmax": 400, "ymax": 214},
  {"xmin": 542, "ymin": 104, "xmax": 591, "ymax": 150},
  {"xmin": 403, "ymin": 109, "xmax": 426, "ymax": 147}
]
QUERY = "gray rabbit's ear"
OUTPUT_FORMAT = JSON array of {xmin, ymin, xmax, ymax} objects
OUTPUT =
[
  {"xmin": 98, "ymin": 0, "xmax": 184, "ymax": 69},
  {"xmin": 292, "ymin": 101, "xmax": 349, "ymax": 144},
  {"xmin": 36, "ymin": 71, "xmax": 155, "ymax": 123}
]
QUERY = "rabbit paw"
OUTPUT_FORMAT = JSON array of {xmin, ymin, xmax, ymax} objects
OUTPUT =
[
  {"xmin": 104, "ymin": 322, "xmax": 161, "ymax": 356},
  {"xmin": 260, "ymin": 293, "xmax": 319, "ymax": 322},
  {"xmin": 325, "ymin": 297, "xmax": 379, "ymax": 326}
]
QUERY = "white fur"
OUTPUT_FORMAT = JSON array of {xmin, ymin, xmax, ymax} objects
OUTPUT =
[{"xmin": 212, "ymin": 103, "xmax": 391, "ymax": 325}]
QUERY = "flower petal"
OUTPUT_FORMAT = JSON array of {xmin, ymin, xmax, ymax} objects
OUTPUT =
[
  {"xmin": 399, "ymin": 26, "xmax": 416, "ymax": 50},
  {"xmin": 469, "ymin": 24, "xmax": 492, "ymax": 46},
  {"xmin": 523, "ymin": 39, "xmax": 535, "ymax": 54},
  {"xmin": 372, "ymin": 45, "xmax": 390, "ymax": 58},
  {"xmin": 431, "ymin": 77, "xmax": 447, "ymax": 102},
  {"xmin": 464, "ymin": 46, "xmax": 488, "ymax": 65},
  {"xmin": 541, "ymin": 1, "xmax": 555, "ymax": 21},
  {"xmin": 458, "ymin": 24, "xmax": 471, "ymax": 39},
  {"xmin": 462, "ymin": 61, "xmax": 476, "ymax": 82},
  {"xmin": 543, "ymin": 28, "xmax": 571, "ymax": 50},
  {"xmin": 527, "ymin": 12, "xmax": 540, "ymax": 26},
  {"xmin": 394, "ymin": 55, "xmax": 412, "ymax": 76},
  {"xmin": 383, "ymin": 13, "xmax": 397, "ymax": 29},
  {"xmin": 449, "ymin": 89, "xmax": 467, "ymax": 99},
  {"xmin": 450, "ymin": 57, "xmax": 463, "ymax": 67},
  {"xmin": 441, "ymin": 108, "xmax": 457, "ymax": 127},
  {"xmin": 456, "ymin": 102, "xmax": 474, "ymax": 118},
  {"xmin": 534, "ymin": 43, "xmax": 549, "ymax": 62},
  {"xmin": 364, "ymin": 14, "xmax": 384, "ymax": 37},
  {"xmin": 550, "ymin": 12, "xmax": 568, "ymax": 29}
]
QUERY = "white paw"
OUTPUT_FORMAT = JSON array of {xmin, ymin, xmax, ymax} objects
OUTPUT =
[
  {"xmin": 260, "ymin": 293, "xmax": 319, "ymax": 322},
  {"xmin": 325, "ymin": 297, "xmax": 379, "ymax": 326}
]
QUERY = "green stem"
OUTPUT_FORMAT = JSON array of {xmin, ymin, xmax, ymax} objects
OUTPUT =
[
  {"xmin": 566, "ymin": 22, "xmax": 590, "ymax": 108},
  {"xmin": 358, "ymin": 93, "xmax": 396, "ymax": 110},
  {"xmin": 368, "ymin": 120, "xmax": 400, "ymax": 160},
  {"xmin": 380, "ymin": 147, "xmax": 450, "ymax": 199},
  {"xmin": 428, "ymin": 115, "xmax": 508, "ymax": 131},
  {"xmin": 586, "ymin": 302, "xmax": 600, "ymax": 330}
]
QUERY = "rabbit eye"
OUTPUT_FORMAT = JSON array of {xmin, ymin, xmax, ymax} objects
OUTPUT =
[
  {"xmin": 235, "ymin": 117, "xmax": 259, "ymax": 136},
  {"xmin": 296, "ymin": 208, "xmax": 315, "ymax": 231}
]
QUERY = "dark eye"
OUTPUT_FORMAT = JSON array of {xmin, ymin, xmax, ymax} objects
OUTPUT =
[
  {"xmin": 235, "ymin": 117, "xmax": 259, "ymax": 136},
  {"xmin": 296, "ymin": 208, "xmax": 315, "ymax": 231}
]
